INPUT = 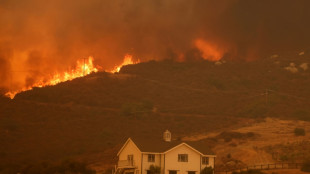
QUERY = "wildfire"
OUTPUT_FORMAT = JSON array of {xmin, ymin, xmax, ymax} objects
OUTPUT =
[
  {"xmin": 5, "ymin": 57, "xmax": 98, "ymax": 99},
  {"xmin": 194, "ymin": 39, "xmax": 225, "ymax": 61},
  {"xmin": 5, "ymin": 55, "xmax": 139, "ymax": 99},
  {"xmin": 111, "ymin": 54, "xmax": 140, "ymax": 73}
]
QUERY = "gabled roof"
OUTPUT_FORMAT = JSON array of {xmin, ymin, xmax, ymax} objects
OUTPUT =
[
  {"xmin": 117, "ymin": 138, "xmax": 141, "ymax": 156},
  {"xmin": 119, "ymin": 137, "xmax": 215, "ymax": 156}
]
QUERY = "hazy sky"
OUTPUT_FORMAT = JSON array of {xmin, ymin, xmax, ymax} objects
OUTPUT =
[{"xmin": 1, "ymin": 0, "xmax": 310, "ymax": 92}]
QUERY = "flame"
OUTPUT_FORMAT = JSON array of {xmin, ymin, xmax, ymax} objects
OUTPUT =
[
  {"xmin": 111, "ymin": 54, "xmax": 140, "ymax": 73},
  {"xmin": 5, "ymin": 56, "xmax": 98, "ymax": 99},
  {"xmin": 5, "ymin": 55, "xmax": 139, "ymax": 99},
  {"xmin": 194, "ymin": 39, "xmax": 224, "ymax": 61}
]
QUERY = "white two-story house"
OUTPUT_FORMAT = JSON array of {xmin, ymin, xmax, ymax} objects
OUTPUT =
[{"xmin": 113, "ymin": 130, "xmax": 215, "ymax": 174}]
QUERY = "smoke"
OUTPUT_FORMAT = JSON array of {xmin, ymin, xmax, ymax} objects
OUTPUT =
[{"xmin": 1, "ymin": 0, "xmax": 310, "ymax": 92}]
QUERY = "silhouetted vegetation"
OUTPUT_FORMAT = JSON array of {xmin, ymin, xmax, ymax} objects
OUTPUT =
[
  {"xmin": 120, "ymin": 100, "xmax": 154, "ymax": 117},
  {"xmin": 216, "ymin": 131, "xmax": 256, "ymax": 142},
  {"xmin": 0, "ymin": 160, "xmax": 95, "ymax": 174},
  {"xmin": 200, "ymin": 166, "xmax": 213, "ymax": 174},
  {"xmin": 148, "ymin": 165, "xmax": 161, "ymax": 174},
  {"xmin": 301, "ymin": 158, "xmax": 310, "ymax": 172},
  {"xmin": 294, "ymin": 128, "xmax": 306, "ymax": 136}
]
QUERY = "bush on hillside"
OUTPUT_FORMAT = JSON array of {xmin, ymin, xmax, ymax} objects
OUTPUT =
[
  {"xmin": 216, "ymin": 131, "xmax": 256, "ymax": 142},
  {"xmin": 301, "ymin": 158, "xmax": 310, "ymax": 172},
  {"xmin": 294, "ymin": 128, "xmax": 306, "ymax": 136},
  {"xmin": 120, "ymin": 101, "xmax": 154, "ymax": 117}
]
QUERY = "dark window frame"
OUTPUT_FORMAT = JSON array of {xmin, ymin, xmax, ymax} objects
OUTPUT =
[
  {"xmin": 169, "ymin": 170, "xmax": 177, "ymax": 174},
  {"xmin": 178, "ymin": 154, "xmax": 188, "ymax": 162},
  {"xmin": 148, "ymin": 154, "xmax": 155, "ymax": 162},
  {"xmin": 202, "ymin": 157, "xmax": 209, "ymax": 165}
]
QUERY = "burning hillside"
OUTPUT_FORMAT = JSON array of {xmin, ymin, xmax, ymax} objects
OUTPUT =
[{"xmin": 5, "ymin": 55, "xmax": 139, "ymax": 99}]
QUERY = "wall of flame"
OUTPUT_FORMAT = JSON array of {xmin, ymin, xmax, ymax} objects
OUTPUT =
[{"xmin": 1, "ymin": 0, "xmax": 310, "ymax": 95}]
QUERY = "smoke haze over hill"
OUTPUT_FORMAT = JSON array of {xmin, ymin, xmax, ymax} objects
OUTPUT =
[{"xmin": 1, "ymin": 0, "xmax": 310, "ymax": 92}]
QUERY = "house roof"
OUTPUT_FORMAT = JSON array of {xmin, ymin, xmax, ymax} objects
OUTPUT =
[{"xmin": 129, "ymin": 137, "xmax": 215, "ymax": 155}]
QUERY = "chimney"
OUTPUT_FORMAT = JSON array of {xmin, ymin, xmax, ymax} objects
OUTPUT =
[{"xmin": 163, "ymin": 130, "xmax": 171, "ymax": 142}]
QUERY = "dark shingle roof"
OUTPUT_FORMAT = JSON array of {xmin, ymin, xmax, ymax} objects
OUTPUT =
[{"xmin": 130, "ymin": 137, "xmax": 215, "ymax": 155}]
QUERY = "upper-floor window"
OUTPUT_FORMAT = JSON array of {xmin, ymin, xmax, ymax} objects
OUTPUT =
[
  {"xmin": 127, "ymin": 154, "xmax": 134, "ymax": 166},
  {"xmin": 178, "ymin": 154, "xmax": 188, "ymax": 162},
  {"xmin": 202, "ymin": 157, "xmax": 209, "ymax": 165},
  {"xmin": 127, "ymin": 154, "xmax": 133, "ymax": 161},
  {"xmin": 148, "ymin": 154, "xmax": 155, "ymax": 162}
]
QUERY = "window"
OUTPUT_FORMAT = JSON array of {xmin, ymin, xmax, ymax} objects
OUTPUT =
[
  {"xmin": 127, "ymin": 155, "xmax": 133, "ymax": 161},
  {"xmin": 202, "ymin": 157, "xmax": 209, "ymax": 165},
  {"xmin": 148, "ymin": 154, "xmax": 155, "ymax": 162},
  {"xmin": 178, "ymin": 154, "xmax": 188, "ymax": 162},
  {"xmin": 188, "ymin": 171, "xmax": 196, "ymax": 174},
  {"xmin": 169, "ymin": 170, "xmax": 177, "ymax": 174},
  {"xmin": 127, "ymin": 155, "xmax": 134, "ymax": 165}
]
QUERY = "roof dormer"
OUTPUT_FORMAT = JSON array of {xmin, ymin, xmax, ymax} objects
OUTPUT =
[{"xmin": 163, "ymin": 130, "xmax": 171, "ymax": 142}]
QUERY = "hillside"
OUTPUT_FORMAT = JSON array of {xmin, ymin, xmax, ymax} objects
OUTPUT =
[{"xmin": 0, "ymin": 52, "xmax": 310, "ymax": 173}]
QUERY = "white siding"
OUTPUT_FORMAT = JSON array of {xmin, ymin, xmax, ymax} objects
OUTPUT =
[
  {"xmin": 164, "ymin": 144, "xmax": 201, "ymax": 174},
  {"xmin": 117, "ymin": 140, "xmax": 215, "ymax": 174},
  {"xmin": 160, "ymin": 154, "xmax": 165, "ymax": 174},
  {"xmin": 201, "ymin": 156, "xmax": 215, "ymax": 170},
  {"xmin": 141, "ymin": 154, "xmax": 161, "ymax": 174},
  {"xmin": 119, "ymin": 140, "xmax": 142, "ymax": 173}
]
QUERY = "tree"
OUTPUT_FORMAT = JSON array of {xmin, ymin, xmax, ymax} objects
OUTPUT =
[
  {"xmin": 148, "ymin": 165, "xmax": 161, "ymax": 174},
  {"xmin": 200, "ymin": 167, "xmax": 213, "ymax": 174}
]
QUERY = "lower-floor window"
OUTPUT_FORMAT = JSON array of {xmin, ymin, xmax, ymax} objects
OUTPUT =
[
  {"xmin": 188, "ymin": 171, "xmax": 196, "ymax": 174},
  {"xmin": 169, "ymin": 170, "xmax": 177, "ymax": 174}
]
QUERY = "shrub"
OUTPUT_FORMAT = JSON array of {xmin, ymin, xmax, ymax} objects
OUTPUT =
[
  {"xmin": 294, "ymin": 128, "xmax": 306, "ymax": 136},
  {"xmin": 217, "ymin": 131, "xmax": 256, "ymax": 142},
  {"xmin": 301, "ymin": 158, "xmax": 310, "ymax": 172},
  {"xmin": 120, "ymin": 101, "xmax": 154, "ymax": 117},
  {"xmin": 149, "ymin": 165, "xmax": 160, "ymax": 174},
  {"xmin": 200, "ymin": 166, "xmax": 213, "ymax": 174}
]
